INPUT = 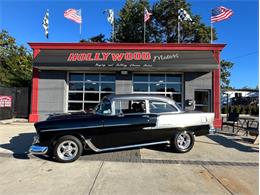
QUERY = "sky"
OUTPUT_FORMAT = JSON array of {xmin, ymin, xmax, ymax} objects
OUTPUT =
[{"xmin": 0, "ymin": 0, "xmax": 259, "ymax": 89}]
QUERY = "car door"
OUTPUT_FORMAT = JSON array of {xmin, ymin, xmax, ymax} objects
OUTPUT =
[{"xmin": 90, "ymin": 99, "xmax": 155, "ymax": 149}]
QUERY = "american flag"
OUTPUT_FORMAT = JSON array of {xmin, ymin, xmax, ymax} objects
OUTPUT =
[
  {"xmin": 211, "ymin": 6, "xmax": 233, "ymax": 23},
  {"xmin": 144, "ymin": 7, "xmax": 152, "ymax": 22},
  {"xmin": 64, "ymin": 9, "xmax": 82, "ymax": 24}
]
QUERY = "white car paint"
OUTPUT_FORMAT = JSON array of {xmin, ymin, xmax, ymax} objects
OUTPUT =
[{"xmin": 156, "ymin": 112, "xmax": 215, "ymax": 129}]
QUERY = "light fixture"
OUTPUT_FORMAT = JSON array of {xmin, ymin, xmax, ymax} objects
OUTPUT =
[{"xmin": 121, "ymin": 70, "xmax": 128, "ymax": 75}]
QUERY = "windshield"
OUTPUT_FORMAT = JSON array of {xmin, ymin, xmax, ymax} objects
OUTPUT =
[{"xmin": 95, "ymin": 98, "xmax": 112, "ymax": 115}]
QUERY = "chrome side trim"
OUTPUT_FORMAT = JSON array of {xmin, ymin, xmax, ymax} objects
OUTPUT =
[
  {"xmin": 42, "ymin": 123, "xmax": 132, "ymax": 132},
  {"xmin": 85, "ymin": 140, "xmax": 102, "ymax": 152},
  {"xmin": 42, "ymin": 125, "xmax": 102, "ymax": 132},
  {"xmin": 29, "ymin": 145, "xmax": 48, "ymax": 155},
  {"xmin": 85, "ymin": 139, "xmax": 170, "ymax": 153}
]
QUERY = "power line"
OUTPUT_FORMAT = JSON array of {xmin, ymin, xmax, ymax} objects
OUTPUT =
[{"xmin": 226, "ymin": 51, "xmax": 258, "ymax": 61}]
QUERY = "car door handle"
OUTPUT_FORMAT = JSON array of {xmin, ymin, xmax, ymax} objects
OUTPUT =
[{"xmin": 142, "ymin": 115, "xmax": 149, "ymax": 118}]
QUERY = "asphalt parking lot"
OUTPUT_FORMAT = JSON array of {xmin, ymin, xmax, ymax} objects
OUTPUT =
[{"xmin": 0, "ymin": 123, "xmax": 258, "ymax": 195}]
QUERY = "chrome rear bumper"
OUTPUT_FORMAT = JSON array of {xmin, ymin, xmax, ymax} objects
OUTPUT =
[
  {"xmin": 29, "ymin": 145, "xmax": 48, "ymax": 155},
  {"xmin": 209, "ymin": 127, "xmax": 216, "ymax": 134}
]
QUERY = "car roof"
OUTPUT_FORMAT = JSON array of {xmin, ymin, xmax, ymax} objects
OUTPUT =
[{"xmin": 106, "ymin": 94, "xmax": 176, "ymax": 103}]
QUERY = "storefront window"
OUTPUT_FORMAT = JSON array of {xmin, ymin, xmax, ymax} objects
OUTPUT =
[
  {"xmin": 166, "ymin": 74, "xmax": 182, "ymax": 82},
  {"xmin": 85, "ymin": 74, "xmax": 99, "ymax": 82},
  {"xmin": 68, "ymin": 73, "xmax": 115, "ymax": 112},
  {"xmin": 150, "ymin": 83, "xmax": 165, "ymax": 92},
  {"xmin": 101, "ymin": 83, "xmax": 115, "ymax": 91},
  {"xmin": 85, "ymin": 83, "xmax": 99, "ymax": 91},
  {"xmin": 133, "ymin": 74, "xmax": 148, "ymax": 82},
  {"xmin": 133, "ymin": 83, "xmax": 148, "ymax": 92},
  {"xmin": 69, "ymin": 93, "xmax": 83, "ymax": 101},
  {"xmin": 150, "ymin": 74, "xmax": 165, "ymax": 83},
  {"xmin": 133, "ymin": 73, "xmax": 183, "ymax": 107},
  {"xmin": 166, "ymin": 83, "xmax": 182, "ymax": 92},
  {"xmin": 69, "ymin": 83, "xmax": 83, "ymax": 91},
  {"xmin": 101, "ymin": 74, "xmax": 116, "ymax": 81},
  {"xmin": 69, "ymin": 73, "xmax": 84, "ymax": 81}
]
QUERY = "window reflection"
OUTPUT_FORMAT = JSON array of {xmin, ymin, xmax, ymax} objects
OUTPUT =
[
  {"xmin": 133, "ymin": 74, "xmax": 183, "ymax": 107},
  {"xmin": 69, "ymin": 73, "xmax": 83, "ymax": 81},
  {"xmin": 68, "ymin": 73, "xmax": 115, "ymax": 112}
]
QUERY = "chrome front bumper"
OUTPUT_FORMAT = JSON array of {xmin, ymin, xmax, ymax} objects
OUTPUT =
[
  {"xmin": 29, "ymin": 145, "xmax": 48, "ymax": 155},
  {"xmin": 29, "ymin": 135, "xmax": 48, "ymax": 155}
]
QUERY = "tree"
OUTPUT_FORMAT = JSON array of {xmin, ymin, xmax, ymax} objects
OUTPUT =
[
  {"xmin": 220, "ymin": 60, "xmax": 234, "ymax": 89},
  {"xmin": 115, "ymin": 0, "xmax": 153, "ymax": 42},
  {"xmin": 0, "ymin": 30, "xmax": 32, "ymax": 87},
  {"xmin": 80, "ymin": 33, "xmax": 107, "ymax": 43},
  {"xmin": 114, "ymin": 0, "xmax": 217, "ymax": 43}
]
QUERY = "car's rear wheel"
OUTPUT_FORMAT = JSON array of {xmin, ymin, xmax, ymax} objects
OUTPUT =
[
  {"xmin": 170, "ymin": 131, "xmax": 194, "ymax": 153},
  {"xmin": 53, "ymin": 135, "xmax": 83, "ymax": 163}
]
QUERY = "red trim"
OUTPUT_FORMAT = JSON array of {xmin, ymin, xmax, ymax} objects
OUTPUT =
[
  {"xmin": 213, "ymin": 51, "xmax": 222, "ymax": 128},
  {"xmin": 33, "ymin": 48, "xmax": 41, "ymax": 58},
  {"xmin": 29, "ymin": 49, "xmax": 40, "ymax": 122},
  {"xmin": 28, "ymin": 42, "xmax": 226, "ymax": 51}
]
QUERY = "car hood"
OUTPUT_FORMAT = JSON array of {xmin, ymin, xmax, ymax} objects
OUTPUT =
[
  {"xmin": 34, "ymin": 112, "xmax": 101, "ymax": 133},
  {"xmin": 46, "ymin": 112, "xmax": 94, "ymax": 121}
]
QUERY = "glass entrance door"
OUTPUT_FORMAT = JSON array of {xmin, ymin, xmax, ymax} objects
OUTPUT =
[{"xmin": 194, "ymin": 90, "xmax": 211, "ymax": 112}]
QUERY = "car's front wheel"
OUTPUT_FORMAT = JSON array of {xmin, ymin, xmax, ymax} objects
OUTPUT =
[
  {"xmin": 53, "ymin": 135, "xmax": 83, "ymax": 163},
  {"xmin": 170, "ymin": 131, "xmax": 194, "ymax": 153}
]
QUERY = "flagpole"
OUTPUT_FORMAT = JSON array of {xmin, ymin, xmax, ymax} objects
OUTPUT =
[
  {"xmin": 80, "ymin": 23, "xmax": 82, "ymax": 40},
  {"xmin": 80, "ymin": 9, "xmax": 82, "ymax": 40},
  {"xmin": 112, "ymin": 9, "xmax": 115, "ymax": 42},
  {"xmin": 144, "ymin": 21, "xmax": 146, "ymax": 43},
  {"xmin": 211, "ymin": 22, "xmax": 213, "ymax": 43},
  {"xmin": 178, "ymin": 21, "xmax": 180, "ymax": 44}
]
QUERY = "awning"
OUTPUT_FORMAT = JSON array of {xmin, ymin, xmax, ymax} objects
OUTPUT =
[{"xmin": 33, "ymin": 50, "xmax": 219, "ymax": 71}]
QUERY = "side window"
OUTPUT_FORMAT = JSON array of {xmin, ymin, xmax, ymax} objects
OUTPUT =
[
  {"xmin": 95, "ymin": 98, "xmax": 111, "ymax": 115},
  {"xmin": 115, "ymin": 100, "xmax": 146, "ymax": 115},
  {"xmin": 149, "ymin": 101, "xmax": 178, "ymax": 113}
]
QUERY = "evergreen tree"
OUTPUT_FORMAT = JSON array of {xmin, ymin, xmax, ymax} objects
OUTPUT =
[
  {"xmin": 115, "ymin": 0, "xmax": 217, "ymax": 43},
  {"xmin": 80, "ymin": 33, "xmax": 107, "ymax": 43},
  {"xmin": 221, "ymin": 60, "xmax": 234, "ymax": 89},
  {"xmin": 0, "ymin": 30, "xmax": 32, "ymax": 87},
  {"xmin": 115, "ymin": 0, "xmax": 153, "ymax": 42}
]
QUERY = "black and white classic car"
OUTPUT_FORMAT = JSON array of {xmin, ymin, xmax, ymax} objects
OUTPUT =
[{"xmin": 30, "ymin": 94, "xmax": 215, "ymax": 163}]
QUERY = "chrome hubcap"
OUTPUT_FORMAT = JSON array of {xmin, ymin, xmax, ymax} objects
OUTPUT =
[
  {"xmin": 177, "ymin": 132, "xmax": 191, "ymax": 150},
  {"xmin": 57, "ymin": 141, "xmax": 78, "ymax": 161}
]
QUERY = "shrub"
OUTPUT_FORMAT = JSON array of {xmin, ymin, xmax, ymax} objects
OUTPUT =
[
  {"xmin": 221, "ymin": 107, "xmax": 228, "ymax": 114},
  {"xmin": 250, "ymin": 106, "xmax": 258, "ymax": 116},
  {"xmin": 245, "ymin": 106, "xmax": 250, "ymax": 114},
  {"xmin": 228, "ymin": 106, "xmax": 232, "ymax": 114},
  {"xmin": 233, "ymin": 106, "xmax": 238, "ymax": 114},
  {"xmin": 239, "ymin": 106, "xmax": 244, "ymax": 114}
]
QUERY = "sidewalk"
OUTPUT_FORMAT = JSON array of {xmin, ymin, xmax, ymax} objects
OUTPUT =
[{"xmin": 0, "ymin": 123, "xmax": 258, "ymax": 195}]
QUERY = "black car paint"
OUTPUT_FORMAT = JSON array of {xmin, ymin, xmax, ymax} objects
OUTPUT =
[{"xmin": 34, "ymin": 111, "xmax": 210, "ymax": 151}]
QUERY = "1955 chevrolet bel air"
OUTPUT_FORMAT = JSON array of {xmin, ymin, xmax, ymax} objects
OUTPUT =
[{"xmin": 30, "ymin": 94, "xmax": 215, "ymax": 163}]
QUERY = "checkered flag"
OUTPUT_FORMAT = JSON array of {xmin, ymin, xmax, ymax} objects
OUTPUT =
[
  {"xmin": 42, "ymin": 9, "xmax": 49, "ymax": 38},
  {"xmin": 104, "ymin": 9, "xmax": 114, "ymax": 25},
  {"xmin": 178, "ymin": 8, "xmax": 193, "ymax": 23}
]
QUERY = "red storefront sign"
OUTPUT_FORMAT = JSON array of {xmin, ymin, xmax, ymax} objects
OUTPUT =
[{"xmin": 0, "ymin": 96, "xmax": 12, "ymax": 108}]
